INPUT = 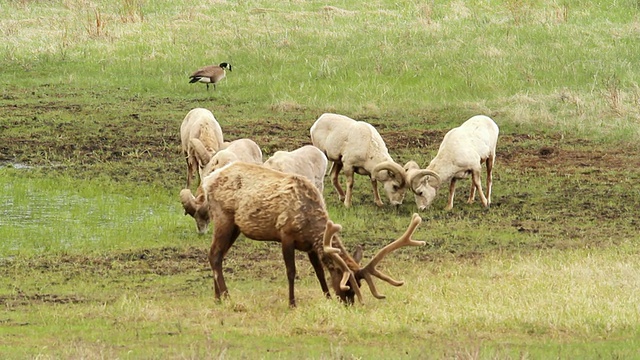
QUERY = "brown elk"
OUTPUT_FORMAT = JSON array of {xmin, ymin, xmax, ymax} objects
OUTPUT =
[{"xmin": 194, "ymin": 161, "xmax": 425, "ymax": 307}]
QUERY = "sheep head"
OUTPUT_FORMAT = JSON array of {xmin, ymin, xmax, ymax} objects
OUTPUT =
[
  {"xmin": 179, "ymin": 188, "xmax": 210, "ymax": 234},
  {"xmin": 323, "ymin": 213, "xmax": 425, "ymax": 304},
  {"xmin": 200, "ymin": 150, "xmax": 239, "ymax": 178},
  {"xmin": 189, "ymin": 138, "xmax": 215, "ymax": 174},
  {"xmin": 404, "ymin": 161, "xmax": 440, "ymax": 211},
  {"xmin": 372, "ymin": 161, "xmax": 407, "ymax": 206}
]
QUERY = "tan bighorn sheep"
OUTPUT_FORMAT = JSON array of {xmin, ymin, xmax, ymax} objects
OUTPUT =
[
  {"xmin": 180, "ymin": 138, "xmax": 263, "ymax": 234},
  {"xmin": 310, "ymin": 113, "xmax": 408, "ymax": 208},
  {"xmin": 198, "ymin": 161, "xmax": 425, "ymax": 307},
  {"xmin": 406, "ymin": 115, "xmax": 499, "ymax": 210},
  {"xmin": 263, "ymin": 145, "xmax": 328, "ymax": 194},
  {"xmin": 180, "ymin": 108, "xmax": 224, "ymax": 189}
]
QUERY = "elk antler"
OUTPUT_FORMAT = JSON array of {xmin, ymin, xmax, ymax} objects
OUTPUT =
[
  {"xmin": 360, "ymin": 213, "xmax": 425, "ymax": 299},
  {"xmin": 323, "ymin": 220, "xmax": 363, "ymax": 304}
]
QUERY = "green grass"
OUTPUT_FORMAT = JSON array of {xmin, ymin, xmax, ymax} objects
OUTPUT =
[{"xmin": 2, "ymin": 0, "xmax": 640, "ymax": 358}]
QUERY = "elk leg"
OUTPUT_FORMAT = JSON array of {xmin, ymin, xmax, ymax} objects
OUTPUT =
[
  {"xmin": 209, "ymin": 221, "xmax": 241, "ymax": 301},
  {"xmin": 281, "ymin": 237, "xmax": 298, "ymax": 307},
  {"xmin": 308, "ymin": 251, "xmax": 330, "ymax": 299},
  {"xmin": 330, "ymin": 161, "xmax": 345, "ymax": 202}
]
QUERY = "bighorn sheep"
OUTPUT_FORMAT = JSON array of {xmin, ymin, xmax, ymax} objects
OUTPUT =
[
  {"xmin": 197, "ymin": 161, "xmax": 425, "ymax": 307},
  {"xmin": 406, "ymin": 115, "xmax": 499, "ymax": 210},
  {"xmin": 180, "ymin": 108, "xmax": 224, "ymax": 189},
  {"xmin": 180, "ymin": 138, "xmax": 263, "ymax": 234},
  {"xmin": 263, "ymin": 145, "xmax": 328, "ymax": 193},
  {"xmin": 196, "ymin": 138, "xmax": 263, "ymax": 178},
  {"xmin": 310, "ymin": 113, "xmax": 407, "ymax": 207}
]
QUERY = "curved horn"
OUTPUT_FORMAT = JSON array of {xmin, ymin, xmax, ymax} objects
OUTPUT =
[
  {"xmin": 189, "ymin": 138, "xmax": 214, "ymax": 168},
  {"xmin": 360, "ymin": 213, "xmax": 425, "ymax": 299},
  {"xmin": 179, "ymin": 189, "xmax": 197, "ymax": 217},
  {"xmin": 372, "ymin": 161, "xmax": 407, "ymax": 186},
  {"xmin": 322, "ymin": 220, "xmax": 363, "ymax": 304},
  {"xmin": 414, "ymin": 169, "xmax": 441, "ymax": 189}
]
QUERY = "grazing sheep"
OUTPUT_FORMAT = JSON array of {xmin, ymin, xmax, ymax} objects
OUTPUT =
[
  {"xmin": 406, "ymin": 115, "xmax": 499, "ymax": 210},
  {"xmin": 197, "ymin": 138, "xmax": 263, "ymax": 178},
  {"xmin": 180, "ymin": 186, "xmax": 210, "ymax": 234},
  {"xmin": 181, "ymin": 138, "xmax": 263, "ymax": 234},
  {"xmin": 263, "ymin": 145, "xmax": 328, "ymax": 193},
  {"xmin": 193, "ymin": 161, "xmax": 425, "ymax": 307},
  {"xmin": 310, "ymin": 113, "xmax": 407, "ymax": 208},
  {"xmin": 180, "ymin": 108, "xmax": 224, "ymax": 189},
  {"xmin": 189, "ymin": 62, "xmax": 232, "ymax": 91}
]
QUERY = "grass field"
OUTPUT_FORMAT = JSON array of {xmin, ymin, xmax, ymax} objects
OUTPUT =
[{"xmin": 1, "ymin": 0, "xmax": 640, "ymax": 358}]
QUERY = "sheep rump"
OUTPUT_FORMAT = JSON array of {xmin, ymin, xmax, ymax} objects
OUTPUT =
[
  {"xmin": 263, "ymin": 145, "xmax": 328, "ymax": 194},
  {"xmin": 180, "ymin": 108, "xmax": 224, "ymax": 189}
]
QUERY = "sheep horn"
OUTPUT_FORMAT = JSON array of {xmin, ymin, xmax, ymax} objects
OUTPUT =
[
  {"xmin": 414, "ymin": 169, "xmax": 441, "ymax": 188},
  {"xmin": 189, "ymin": 138, "xmax": 214, "ymax": 168},
  {"xmin": 179, "ymin": 189, "xmax": 197, "ymax": 217},
  {"xmin": 372, "ymin": 161, "xmax": 407, "ymax": 187}
]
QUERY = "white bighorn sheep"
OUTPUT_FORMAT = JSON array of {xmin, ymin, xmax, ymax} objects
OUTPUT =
[
  {"xmin": 263, "ymin": 145, "xmax": 328, "ymax": 194},
  {"xmin": 310, "ymin": 113, "xmax": 407, "ymax": 208},
  {"xmin": 196, "ymin": 138, "xmax": 263, "ymax": 178},
  {"xmin": 180, "ymin": 138, "xmax": 263, "ymax": 234},
  {"xmin": 406, "ymin": 115, "xmax": 499, "ymax": 211},
  {"xmin": 196, "ymin": 161, "xmax": 425, "ymax": 307},
  {"xmin": 180, "ymin": 108, "xmax": 224, "ymax": 189}
]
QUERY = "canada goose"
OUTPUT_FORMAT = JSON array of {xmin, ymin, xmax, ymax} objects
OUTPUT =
[{"xmin": 188, "ymin": 62, "xmax": 232, "ymax": 91}]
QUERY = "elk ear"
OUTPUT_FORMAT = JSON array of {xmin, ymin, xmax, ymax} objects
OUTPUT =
[
  {"xmin": 179, "ymin": 189, "xmax": 197, "ymax": 217},
  {"xmin": 190, "ymin": 138, "xmax": 213, "ymax": 168}
]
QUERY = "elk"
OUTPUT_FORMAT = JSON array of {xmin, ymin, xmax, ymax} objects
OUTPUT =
[{"xmin": 198, "ymin": 161, "xmax": 425, "ymax": 306}]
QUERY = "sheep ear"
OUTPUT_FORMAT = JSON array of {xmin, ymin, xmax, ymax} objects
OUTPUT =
[
  {"xmin": 375, "ymin": 169, "xmax": 390, "ymax": 181},
  {"xmin": 190, "ymin": 138, "xmax": 213, "ymax": 168},
  {"xmin": 179, "ymin": 189, "xmax": 197, "ymax": 217},
  {"xmin": 415, "ymin": 170, "xmax": 441, "ymax": 188}
]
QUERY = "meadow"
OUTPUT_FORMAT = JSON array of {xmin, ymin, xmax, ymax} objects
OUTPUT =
[{"xmin": 1, "ymin": 0, "xmax": 640, "ymax": 358}]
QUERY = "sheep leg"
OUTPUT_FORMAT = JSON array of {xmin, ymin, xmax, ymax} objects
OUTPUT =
[
  {"xmin": 330, "ymin": 161, "xmax": 345, "ymax": 202},
  {"xmin": 445, "ymin": 178, "xmax": 457, "ymax": 210},
  {"xmin": 485, "ymin": 156, "xmax": 494, "ymax": 206},
  {"xmin": 344, "ymin": 170, "xmax": 355, "ymax": 207},
  {"xmin": 209, "ymin": 221, "xmax": 241, "ymax": 301},
  {"xmin": 467, "ymin": 180, "xmax": 476, "ymax": 204},
  {"xmin": 308, "ymin": 251, "xmax": 331, "ymax": 299},
  {"xmin": 370, "ymin": 178, "xmax": 384, "ymax": 207},
  {"xmin": 471, "ymin": 169, "xmax": 489, "ymax": 207},
  {"xmin": 281, "ymin": 237, "xmax": 298, "ymax": 307},
  {"xmin": 186, "ymin": 156, "xmax": 193, "ymax": 189}
]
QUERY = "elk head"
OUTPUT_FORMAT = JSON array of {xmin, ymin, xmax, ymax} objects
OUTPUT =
[{"xmin": 323, "ymin": 213, "xmax": 425, "ymax": 304}]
